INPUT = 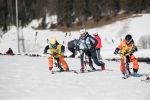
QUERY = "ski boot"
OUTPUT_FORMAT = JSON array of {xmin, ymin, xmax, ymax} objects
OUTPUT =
[
  {"xmin": 59, "ymin": 67, "xmax": 64, "ymax": 72},
  {"xmin": 65, "ymin": 67, "xmax": 69, "ymax": 71},
  {"xmin": 122, "ymin": 72, "xmax": 129, "ymax": 79},
  {"xmin": 101, "ymin": 63, "xmax": 105, "ymax": 70},
  {"xmin": 80, "ymin": 64, "xmax": 85, "ymax": 73},
  {"xmin": 58, "ymin": 65, "xmax": 64, "ymax": 72},
  {"xmin": 133, "ymin": 69, "xmax": 139, "ymax": 77},
  {"xmin": 133, "ymin": 72, "xmax": 140, "ymax": 77}
]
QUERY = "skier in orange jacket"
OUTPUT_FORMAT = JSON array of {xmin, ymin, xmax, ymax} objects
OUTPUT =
[
  {"xmin": 48, "ymin": 38, "xmax": 69, "ymax": 72},
  {"xmin": 114, "ymin": 34, "xmax": 139, "ymax": 78}
]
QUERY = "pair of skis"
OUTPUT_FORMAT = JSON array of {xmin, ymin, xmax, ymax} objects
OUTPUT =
[
  {"xmin": 51, "ymin": 68, "xmax": 103, "ymax": 74},
  {"xmin": 122, "ymin": 73, "xmax": 142, "ymax": 79},
  {"xmin": 51, "ymin": 70, "xmax": 78, "ymax": 74},
  {"xmin": 122, "ymin": 73, "xmax": 150, "ymax": 83}
]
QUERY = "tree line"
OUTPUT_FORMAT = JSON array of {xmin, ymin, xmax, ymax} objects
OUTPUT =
[{"xmin": 0, "ymin": 0, "xmax": 150, "ymax": 33}]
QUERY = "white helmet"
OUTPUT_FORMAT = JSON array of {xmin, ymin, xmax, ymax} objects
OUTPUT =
[
  {"xmin": 80, "ymin": 29, "xmax": 86, "ymax": 35},
  {"xmin": 93, "ymin": 32, "xmax": 98, "ymax": 36}
]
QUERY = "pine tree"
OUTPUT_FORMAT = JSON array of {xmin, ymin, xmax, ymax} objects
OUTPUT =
[
  {"xmin": 62, "ymin": 0, "xmax": 74, "ymax": 27},
  {"xmin": 73, "ymin": 0, "xmax": 88, "ymax": 25}
]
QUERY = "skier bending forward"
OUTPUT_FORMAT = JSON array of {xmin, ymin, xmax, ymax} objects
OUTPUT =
[
  {"xmin": 114, "ymin": 34, "xmax": 139, "ymax": 78},
  {"xmin": 48, "ymin": 38, "xmax": 69, "ymax": 72},
  {"xmin": 76, "ymin": 29, "xmax": 105, "ymax": 72}
]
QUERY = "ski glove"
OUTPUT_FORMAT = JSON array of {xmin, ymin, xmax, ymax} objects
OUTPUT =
[
  {"xmin": 114, "ymin": 48, "xmax": 120, "ymax": 54},
  {"xmin": 53, "ymin": 52, "xmax": 58, "ymax": 56},
  {"xmin": 130, "ymin": 47, "xmax": 138, "ymax": 55}
]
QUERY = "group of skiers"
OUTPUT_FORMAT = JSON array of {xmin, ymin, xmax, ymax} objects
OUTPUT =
[{"xmin": 45, "ymin": 28, "xmax": 139, "ymax": 78}]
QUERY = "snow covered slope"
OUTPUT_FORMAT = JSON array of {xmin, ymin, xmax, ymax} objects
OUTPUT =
[
  {"xmin": 0, "ymin": 14, "xmax": 150, "ymax": 59},
  {"xmin": 0, "ymin": 55, "xmax": 150, "ymax": 100}
]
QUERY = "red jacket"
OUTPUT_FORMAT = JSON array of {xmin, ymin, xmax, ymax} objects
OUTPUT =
[{"xmin": 94, "ymin": 35, "xmax": 102, "ymax": 48}]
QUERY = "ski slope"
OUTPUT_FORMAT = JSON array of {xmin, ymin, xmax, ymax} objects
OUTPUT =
[
  {"xmin": 0, "ymin": 13, "xmax": 150, "ymax": 100},
  {"xmin": 0, "ymin": 55, "xmax": 150, "ymax": 100}
]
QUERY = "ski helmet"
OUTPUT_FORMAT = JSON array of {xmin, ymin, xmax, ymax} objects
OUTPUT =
[
  {"xmin": 50, "ymin": 38, "xmax": 56, "ymax": 45},
  {"xmin": 80, "ymin": 29, "xmax": 86, "ymax": 35},
  {"xmin": 93, "ymin": 32, "xmax": 98, "ymax": 36},
  {"xmin": 125, "ymin": 34, "xmax": 132, "ymax": 43}
]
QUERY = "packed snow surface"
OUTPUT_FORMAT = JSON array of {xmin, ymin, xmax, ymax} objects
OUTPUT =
[{"xmin": 0, "ymin": 55, "xmax": 150, "ymax": 100}]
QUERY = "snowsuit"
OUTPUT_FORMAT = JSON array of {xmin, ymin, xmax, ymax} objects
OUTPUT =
[
  {"xmin": 76, "ymin": 32, "xmax": 105, "ymax": 71},
  {"xmin": 67, "ymin": 39, "xmax": 77, "ymax": 58},
  {"xmin": 48, "ymin": 41, "xmax": 69, "ymax": 71},
  {"xmin": 116, "ymin": 40, "xmax": 139, "ymax": 74},
  {"xmin": 94, "ymin": 35, "xmax": 102, "ymax": 60}
]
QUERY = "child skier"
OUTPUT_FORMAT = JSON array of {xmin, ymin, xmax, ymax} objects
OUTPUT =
[
  {"xmin": 76, "ymin": 29, "xmax": 105, "ymax": 72},
  {"xmin": 48, "ymin": 38, "xmax": 69, "ymax": 72},
  {"xmin": 114, "ymin": 34, "xmax": 139, "ymax": 78}
]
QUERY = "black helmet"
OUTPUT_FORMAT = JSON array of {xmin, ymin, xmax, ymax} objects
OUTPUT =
[{"xmin": 125, "ymin": 34, "xmax": 132, "ymax": 43}]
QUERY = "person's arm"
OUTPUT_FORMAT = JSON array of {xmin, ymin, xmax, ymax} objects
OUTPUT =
[
  {"xmin": 75, "ymin": 38, "xmax": 81, "ymax": 50},
  {"xmin": 130, "ymin": 41, "xmax": 138, "ymax": 55},
  {"xmin": 132, "ymin": 40, "xmax": 138, "ymax": 52},
  {"xmin": 89, "ymin": 35, "xmax": 98, "ymax": 47},
  {"xmin": 61, "ymin": 45, "xmax": 65, "ymax": 53},
  {"xmin": 44, "ymin": 45, "xmax": 49, "ymax": 54},
  {"xmin": 114, "ymin": 42, "xmax": 122, "ymax": 54}
]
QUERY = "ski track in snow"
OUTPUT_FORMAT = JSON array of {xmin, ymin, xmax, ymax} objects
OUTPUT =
[{"xmin": 0, "ymin": 55, "xmax": 150, "ymax": 100}]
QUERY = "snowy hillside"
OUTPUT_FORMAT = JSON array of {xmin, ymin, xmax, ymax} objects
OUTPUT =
[
  {"xmin": 0, "ymin": 55, "xmax": 150, "ymax": 100},
  {"xmin": 0, "ymin": 14, "xmax": 150, "ymax": 59}
]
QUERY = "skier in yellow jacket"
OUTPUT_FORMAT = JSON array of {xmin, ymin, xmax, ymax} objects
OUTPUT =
[
  {"xmin": 48, "ymin": 38, "xmax": 69, "ymax": 72},
  {"xmin": 114, "ymin": 34, "xmax": 139, "ymax": 78}
]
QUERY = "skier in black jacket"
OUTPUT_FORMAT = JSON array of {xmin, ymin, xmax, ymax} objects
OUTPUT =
[{"xmin": 67, "ymin": 39, "xmax": 78, "ymax": 58}]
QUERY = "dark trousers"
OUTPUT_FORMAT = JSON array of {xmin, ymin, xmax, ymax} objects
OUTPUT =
[
  {"xmin": 96, "ymin": 48, "xmax": 102, "ymax": 60},
  {"xmin": 80, "ymin": 48, "xmax": 104, "ymax": 66}
]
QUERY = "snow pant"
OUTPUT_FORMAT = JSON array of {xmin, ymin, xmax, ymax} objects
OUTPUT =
[
  {"xmin": 120, "ymin": 55, "xmax": 139, "ymax": 73},
  {"xmin": 48, "ymin": 55, "xmax": 69, "ymax": 70},
  {"xmin": 96, "ymin": 48, "xmax": 102, "ymax": 60},
  {"xmin": 68, "ymin": 47, "xmax": 75, "ymax": 58},
  {"xmin": 80, "ymin": 48, "xmax": 104, "ymax": 67}
]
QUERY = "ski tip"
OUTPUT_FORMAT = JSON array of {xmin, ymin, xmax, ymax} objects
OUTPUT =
[{"xmin": 73, "ymin": 70, "xmax": 79, "ymax": 74}]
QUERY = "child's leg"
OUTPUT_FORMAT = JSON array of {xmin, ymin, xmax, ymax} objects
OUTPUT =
[
  {"xmin": 125, "ymin": 56, "xmax": 131, "ymax": 74},
  {"xmin": 59, "ymin": 56, "xmax": 69, "ymax": 71},
  {"xmin": 80, "ymin": 51, "xmax": 85, "ymax": 71},
  {"xmin": 54, "ymin": 58, "xmax": 63, "ymax": 70},
  {"xmin": 120, "ymin": 58, "xmax": 126, "ymax": 73},
  {"xmin": 48, "ymin": 56, "xmax": 53, "ymax": 70},
  {"xmin": 130, "ymin": 55, "xmax": 139, "ymax": 73}
]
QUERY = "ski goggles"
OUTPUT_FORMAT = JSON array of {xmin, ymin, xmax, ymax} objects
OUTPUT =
[
  {"xmin": 125, "ymin": 39, "xmax": 132, "ymax": 44},
  {"xmin": 50, "ymin": 44, "xmax": 57, "ymax": 49}
]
